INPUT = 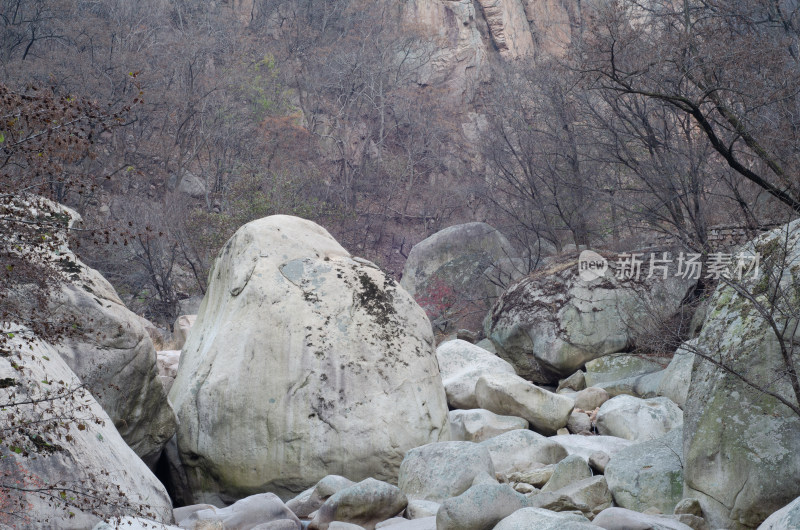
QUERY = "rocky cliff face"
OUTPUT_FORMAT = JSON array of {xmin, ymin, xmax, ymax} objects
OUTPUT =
[
  {"xmin": 233, "ymin": 0, "xmax": 577, "ymax": 103},
  {"xmin": 399, "ymin": 0, "xmax": 577, "ymax": 100}
]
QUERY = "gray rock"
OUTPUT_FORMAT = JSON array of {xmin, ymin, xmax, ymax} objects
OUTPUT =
[
  {"xmin": 527, "ymin": 491, "xmax": 591, "ymax": 517},
  {"xmin": 316, "ymin": 476, "xmax": 359, "ymax": 498},
  {"xmin": 673, "ymin": 515, "xmax": 709, "ymax": 530},
  {"xmin": 573, "ymin": 387, "xmax": 609, "ymax": 411},
  {"xmin": 401, "ymin": 222, "xmax": 520, "ymax": 331},
  {"xmin": 541, "ymin": 454, "xmax": 593, "ymax": 492},
  {"xmin": 594, "ymin": 371, "xmax": 664, "ymax": 400},
  {"xmin": 596, "ymin": 395, "xmax": 683, "ymax": 441},
  {"xmin": 588, "ymin": 452, "xmax": 610, "ymax": 473},
  {"xmin": 485, "ymin": 255, "xmax": 694, "ymax": 383},
  {"xmin": 157, "ymin": 350, "xmax": 181, "ymax": 394},
  {"xmin": 549, "ymin": 434, "xmax": 634, "ymax": 463},
  {"xmin": 656, "ymin": 341, "xmax": 695, "ymax": 408},
  {"xmin": 177, "ymin": 171, "xmax": 207, "ymax": 198},
  {"xmin": 584, "ymin": 355, "xmax": 666, "ymax": 387},
  {"xmin": 592, "ymin": 507, "xmax": 693, "ymax": 529},
  {"xmin": 435, "ymin": 483, "xmax": 530, "ymax": 530},
  {"xmin": 475, "ymin": 339, "xmax": 496, "ymax": 353},
  {"xmin": 475, "ymin": 372, "xmax": 574, "ymax": 434},
  {"xmin": 757, "ymin": 495, "xmax": 800, "ymax": 529},
  {"xmin": 478, "ymin": 429, "xmax": 567, "ymax": 475},
  {"xmin": 557, "ymin": 371, "xmax": 587, "ymax": 392},
  {"xmin": 493, "ymin": 507, "xmax": 595, "ymax": 529},
  {"xmin": 508, "ymin": 465, "xmax": 554, "ymax": 488},
  {"xmin": 174, "ymin": 505, "xmax": 217, "ymax": 526},
  {"xmin": 683, "ymin": 224, "xmax": 800, "ymax": 528},
  {"xmin": 673, "ymin": 498, "xmax": 703, "ymax": 518},
  {"xmin": 14, "ymin": 201, "xmax": 177, "ymax": 466},
  {"xmin": 398, "ymin": 441, "xmax": 495, "ymax": 502},
  {"xmin": 436, "ymin": 339, "xmax": 516, "ymax": 409},
  {"xmin": 542, "ymin": 476, "xmax": 613, "ymax": 519},
  {"xmin": 179, "ymin": 493, "xmax": 301, "ymax": 530},
  {"xmin": 456, "ymin": 329, "xmax": 478, "ymax": 343},
  {"xmin": 6, "ymin": 198, "xmax": 174, "ymax": 465},
  {"xmin": 405, "ymin": 500, "xmax": 440, "ymax": 519},
  {"xmin": 448, "ymin": 409, "xmax": 528, "ymax": 442},
  {"xmin": 309, "ymin": 478, "xmax": 407, "ymax": 530},
  {"xmin": 286, "ymin": 475, "xmax": 355, "ymax": 519},
  {"xmin": 512, "ymin": 482, "xmax": 538, "ymax": 494},
  {"xmin": 326, "ymin": 524, "xmax": 365, "ymax": 530},
  {"xmin": 171, "ymin": 314, "xmax": 197, "ymax": 350},
  {"xmin": 605, "ymin": 429, "xmax": 684, "ymax": 514},
  {"xmin": 567, "ymin": 411, "xmax": 592, "ymax": 434}
]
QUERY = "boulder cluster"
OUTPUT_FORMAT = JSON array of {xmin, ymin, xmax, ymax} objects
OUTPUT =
[{"xmin": 4, "ymin": 207, "xmax": 800, "ymax": 530}]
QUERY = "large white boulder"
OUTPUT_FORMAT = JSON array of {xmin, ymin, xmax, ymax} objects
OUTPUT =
[
  {"xmin": 604, "ymin": 429, "xmax": 684, "ymax": 514},
  {"xmin": 596, "ymin": 395, "xmax": 683, "ymax": 441},
  {"xmin": 683, "ymin": 220, "xmax": 800, "ymax": 529},
  {"xmin": 448, "ymin": 409, "xmax": 528, "ymax": 442},
  {"xmin": 176, "ymin": 493, "xmax": 301, "ymax": 529},
  {"xmin": 478, "ymin": 429, "xmax": 567, "ymax": 475},
  {"xmin": 475, "ymin": 372, "xmax": 574, "ymax": 434},
  {"xmin": 6, "ymin": 198, "xmax": 176, "ymax": 465},
  {"xmin": 758, "ymin": 496, "xmax": 800, "ymax": 529},
  {"xmin": 584, "ymin": 354, "xmax": 665, "ymax": 387},
  {"xmin": 168, "ymin": 216, "xmax": 449, "ymax": 504},
  {"xmin": 0, "ymin": 327, "xmax": 174, "ymax": 529},
  {"xmin": 436, "ymin": 339, "xmax": 516, "ymax": 409},
  {"xmin": 435, "ymin": 483, "xmax": 530, "ymax": 530},
  {"xmin": 484, "ymin": 252, "xmax": 695, "ymax": 383},
  {"xmin": 540, "ymin": 455, "xmax": 592, "ymax": 492},
  {"xmin": 398, "ymin": 442, "xmax": 495, "ymax": 502},
  {"xmin": 286, "ymin": 475, "xmax": 355, "ymax": 519},
  {"xmin": 309, "ymin": 478, "xmax": 407, "ymax": 530}
]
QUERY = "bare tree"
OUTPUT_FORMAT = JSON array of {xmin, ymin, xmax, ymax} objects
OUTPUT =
[{"xmin": 581, "ymin": 0, "xmax": 800, "ymax": 214}]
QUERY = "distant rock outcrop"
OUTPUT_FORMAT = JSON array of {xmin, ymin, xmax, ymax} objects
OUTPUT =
[
  {"xmin": 404, "ymin": 0, "xmax": 578, "ymax": 101},
  {"xmin": 7, "ymin": 197, "xmax": 175, "ymax": 466},
  {"xmin": 168, "ymin": 215, "xmax": 450, "ymax": 504}
]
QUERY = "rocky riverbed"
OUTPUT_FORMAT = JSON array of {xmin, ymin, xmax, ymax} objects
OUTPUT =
[{"xmin": 4, "ymin": 208, "xmax": 800, "ymax": 530}]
